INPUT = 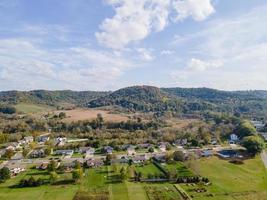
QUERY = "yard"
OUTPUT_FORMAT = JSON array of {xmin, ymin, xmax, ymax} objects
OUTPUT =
[
  {"xmin": 0, "ymin": 168, "xmax": 78, "ymax": 200},
  {"xmin": 181, "ymin": 156, "xmax": 267, "ymax": 200}
]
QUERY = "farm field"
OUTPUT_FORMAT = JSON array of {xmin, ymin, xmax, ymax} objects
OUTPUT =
[
  {"xmin": 182, "ymin": 156, "xmax": 267, "ymax": 200},
  {"xmin": 55, "ymin": 108, "xmax": 130, "ymax": 122},
  {"xmin": 15, "ymin": 103, "xmax": 53, "ymax": 114},
  {"xmin": 163, "ymin": 162, "xmax": 194, "ymax": 177}
]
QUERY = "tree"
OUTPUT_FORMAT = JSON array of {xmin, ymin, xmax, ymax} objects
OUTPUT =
[
  {"xmin": 0, "ymin": 167, "xmax": 11, "ymax": 182},
  {"xmin": 49, "ymin": 171, "xmax": 58, "ymax": 184},
  {"xmin": 22, "ymin": 148, "xmax": 30, "ymax": 158},
  {"xmin": 241, "ymin": 135, "xmax": 264, "ymax": 156},
  {"xmin": 120, "ymin": 167, "xmax": 127, "ymax": 181},
  {"xmin": 148, "ymin": 147, "xmax": 154, "ymax": 153},
  {"xmin": 236, "ymin": 120, "xmax": 256, "ymax": 138},
  {"xmin": 58, "ymin": 112, "xmax": 66, "ymax": 119},
  {"xmin": 72, "ymin": 169, "xmax": 83, "ymax": 183},
  {"xmin": 173, "ymin": 150, "xmax": 185, "ymax": 162},
  {"xmin": 4, "ymin": 149, "xmax": 14, "ymax": 159},
  {"xmin": 47, "ymin": 160, "xmax": 57, "ymax": 172}
]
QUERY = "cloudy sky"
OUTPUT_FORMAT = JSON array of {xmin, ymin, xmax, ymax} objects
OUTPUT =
[{"xmin": 0, "ymin": 0, "xmax": 267, "ymax": 91}]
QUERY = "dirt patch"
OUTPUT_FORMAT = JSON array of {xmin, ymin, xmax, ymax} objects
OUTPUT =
[{"xmin": 55, "ymin": 109, "xmax": 130, "ymax": 122}]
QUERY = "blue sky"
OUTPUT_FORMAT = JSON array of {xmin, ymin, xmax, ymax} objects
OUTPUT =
[{"xmin": 0, "ymin": 0, "xmax": 267, "ymax": 91}]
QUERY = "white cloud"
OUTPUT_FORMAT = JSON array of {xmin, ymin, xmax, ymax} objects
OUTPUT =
[
  {"xmin": 187, "ymin": 58, "xmax": 223, "ymax": 71},
  {"xmin": 0, "ymin": 38, "xmax": 135, "ymax": 90},
  {"xmin": 96, "ymin": 0, "xmax": 215, "ymax": 49},
  {"xmin": 160, "ymin": 50, "xmax": 174, "ymax": 55},
  {"xmin": 136, "ymin": 48, "xmax": 154, "ymax": 61},
  {"xmin": 172, "ymin": 0, "xmax": 215, "ymax": 22}
]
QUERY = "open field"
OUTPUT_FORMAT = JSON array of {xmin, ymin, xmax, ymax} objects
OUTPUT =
[
  {"xmin": 15, "ymin": 103, "xmax": 53, "ymax": 114},
  {"xmin": 55, "ymin": 108, "xmax": 130, "ymax": 122},
  {"xmin": 163, "ymin": 162, "xmax": 194, "ymax": 177},
  {"xmin": 135, "ymin": 163, "xmax": 164, "ymax": 178},
  {"xmin": 182, "ymin": 156, "xmax": 267, "ymax": 200},
  {"xmin": 0, "ymin": 168, "xmax": 78, "ymax": 200}
]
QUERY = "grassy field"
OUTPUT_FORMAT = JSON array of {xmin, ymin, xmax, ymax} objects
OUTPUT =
[
  {"xmin": 182, "ymin": 156, "xmax": 267, "ymax": 200},
  {"xmin": 163, "ymin": 162, "xmax": 195, "ymax": 177},
  {"xmin": 55, "ymin": 108, "xmax": 130, "ymax": 122},
  {"xmin": 0, "ymin": 168, "xmax": 78, "ymax": 200},
  {"xmin": 135, "ymin": 163, "xmax": 164, "ymax": 178},
  {"xmin": 15, "ymin": 103, "xmax": 53, "ymax": 114}
]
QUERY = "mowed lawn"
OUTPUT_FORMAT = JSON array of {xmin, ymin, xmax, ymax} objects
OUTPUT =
[
  {"xmin": 135, "ymin": 163, "xmax": 164, "ymax": 178},
  {"xmin": 0, "ymin": 169, "xmax": 78, "ymax": 200},
  {"xmin": 182, "ymin": 156, "xmax": 267, "ymax": 200},
  {"xmin": 163, "ymin": 162, "xmax": 194, "ymax": 177}
]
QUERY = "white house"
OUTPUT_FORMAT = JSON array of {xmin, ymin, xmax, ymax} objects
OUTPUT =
[
  {"xmin": 229, "ymin": 134, "xmax": 239, "ymax": 144},
  {"xmin": 127, "ymin": 146, "xmax": 136, "ymax": 156}
]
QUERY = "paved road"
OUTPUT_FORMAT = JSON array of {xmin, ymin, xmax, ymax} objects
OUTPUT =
[{"xmin": 260, "ymin": 150, "xmax": 267, "ymax": 169}]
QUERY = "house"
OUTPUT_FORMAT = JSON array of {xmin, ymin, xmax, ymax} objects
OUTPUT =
[
  {"xmin": 132, "ymin": 155, "xmax": 149, "ymax": 164},
  {"xmin": 251, "ymin": 120, "xmax": 265, "ymax": 130},
  {"xmin": 55, "ymin": 149, "xmax": 74, "ymax": 156},
  {"xmin": 153, "ymin": 153, "xmax": 166, "ymax": 163},
  {"xmin": 137, "ymin": 143, "xmax": 153, "ymax": 149},
  {"xmin": 158, "ymin": 144, "xmax": 166, "ymax": 152},
  {"xmin": 86, "ymin": 159, "xmax": 104, "ymax": 168},
  {"xmin": 24, "ymin": 136, "xmax": 34, "ymax": 144},
  {"xmin": 127, "ymin": 146, "xmax": 136, "ymax": 156},
  {"xmin": 85, "ymin": 149, "xmax": 95, "ymax": 158},
  {"xmin": 5, "ymin": 162, "xmax": 26, "ymax": 176},
  {"xmin": 36, "ymin": 162, "xmax": 49, "ymax": 170},
  {"xmin": 56, "ymin": 137, "xmax": 67, "ymax": 146},
  {"xmin": 259, "ymin": 132, "xmax": 267, "ymax": 141},
  {"xmin": 103, "ymin": 146, "xmax": 113, "ymax": 154},
  {"xmin": 5, "ymin": 142, "xmax": 20, "ymax": 151},
  {"xmin": 37, "ymin": 133, "xmax": 50, "ymax": 143},
  {"xmin": 30, "ymin": 149, "xmax": 45, "ymax": 158},
  {"xmin": 79, "ymin": 147, "xmax": 95, "ymax": 154},
  {"xmin": 229, "ymin": 134, "xmax": 239, "ymax": 144}
]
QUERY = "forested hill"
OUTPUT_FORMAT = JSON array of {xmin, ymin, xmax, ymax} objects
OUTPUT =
[
  {"xmin": 0, "ymin": 90, "xmax": 110, "ymax": 107},
  {"xmin": 1, "ymin": 86, "xmax": 267, "ymax": 118},
  {"xmin": 88, "ymin": 86, "xmax": 267, "ymax": 117}
]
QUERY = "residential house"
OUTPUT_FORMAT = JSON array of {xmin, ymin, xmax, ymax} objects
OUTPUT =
[
  {"xmin": 153, "ymin": 153, "xmax": 166, "ymax": 163},
  {"xmin": 229, "ymin": 134, "xmax": 239, "ymax": 144},
  {"xmin": 127, "ymin": 146, "xmax": 136, "ymax": 156},
  {"xmin": 137, "ymin": 143, "xmax": 153, "ymax": 149},
  {"xmin": 132, "ymin": 155, "xmax": 149, "ymax": 164},
  {"xmin": 5, "ymin": 142, "xmax": 20, "ymax": 151},
  {"xmin": 55, "ymin": 149, "xmax": 74, "ymax": 156},
  {"xmin": 201, "ymin": 150, "xmax": 213, "ymax": 157},
  {"xmin": 37, "ymin": 133, "xmax": 50, "ymax": 143},
  {"xmin": 36, "ymin": 162, "xmax": 49, "ymax": 170},
  {"xmin": 5, "ymin": 162, "xmax": 26, "ymax": 176},
  {"xmin": 24, "ymin": 136, "xmax": 34, "ymax": 144},
  {"xmin": 30, "ymin": 149, "xmax": 45, "ymax": 158},
  {"xmin": 103, "ymin": 146, "xmax": 113, "ymax": 154},
  {"xmin": 86, "ymin": 158, "xmax": 104, "ymax": 168},
  {"xmin": 56, "ymin": 137, "xmax": 67, "ymax": 146},
  {"xmin": 251, "ymin": 120, "xmax": 265, "ymax": 131}
]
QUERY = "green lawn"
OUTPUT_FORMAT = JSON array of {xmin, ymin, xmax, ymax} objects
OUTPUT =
[
  {"xmin": 15, "ymin": 103, "xmax": 53, "ymax": 114},
  {"xmin": 181, "ymin": 156, "xmax": 267, "ymax": 200},
  {"xmin": 0, "ymin": 169, "xmax": 78, "ymax": 200},
  {"xmin": 135, "ymin": 163, "xmax": 164, "ymax": 178},
  {"xmin": 163, "ymin": 162, "xmax": 194, "ymax": 177}
]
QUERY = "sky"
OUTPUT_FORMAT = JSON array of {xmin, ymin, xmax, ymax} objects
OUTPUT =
[{"xmin": 0, "ymin": 0, "xmax": 267, "ymax": 91}]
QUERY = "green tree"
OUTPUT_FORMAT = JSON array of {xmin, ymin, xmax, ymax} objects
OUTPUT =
[
  {"xmin": 236, "ymin": 120, "xmax": 256, "ymax": 138},
  {"xmin": 120, "ymin": 167, "xmax": 127, "ymax": 181},
  {"xmin": 241, "ymin": 135, "xmax": 264, "ymax": 156},
  {"xmin": 47, "ymin": 160, "xmax": 57, "ymax": 172},
  {"xmin": 22, "ymin": 148, "xmax": 30, "ymax": 158},
  {"xmin": 4, "ymin": 149, "xmax": 14, "ymax": 159},
  {"xmin": 49, "ymin": 171, "xmax": 58, "ymax": 184},
  {"xmin": 173, "ymin": 150, "xmax": 185, "ymax": 162},
  {"xmin": 0, "ymin": 167, "xmax": 11, "ymax": 182},
  {"xmin": 72, "ymin": 169, "xmax": 83, "ymax": 183}
]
